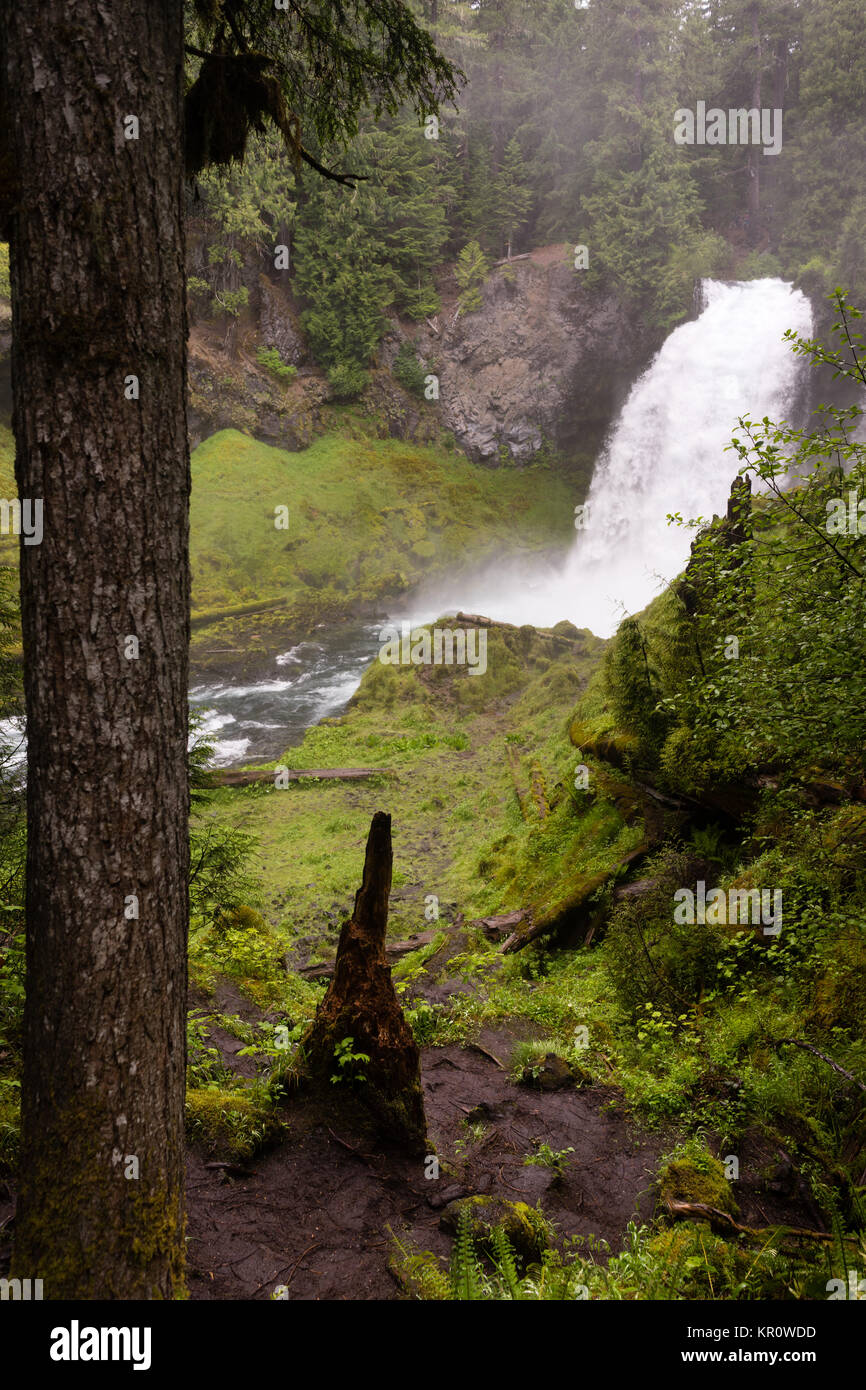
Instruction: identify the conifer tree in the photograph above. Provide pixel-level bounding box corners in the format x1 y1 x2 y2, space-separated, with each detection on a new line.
293 163 394 397
454 239 489 316
495 136 533 259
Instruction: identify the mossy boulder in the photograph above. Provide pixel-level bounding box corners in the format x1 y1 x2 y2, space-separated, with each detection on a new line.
185 1088 283 1163
520 1052 591 1091
658 1149 738 1217
214 904 270 934
439 1195 550 1264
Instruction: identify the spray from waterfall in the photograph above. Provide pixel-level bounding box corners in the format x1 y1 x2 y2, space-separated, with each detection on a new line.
402 278 813 638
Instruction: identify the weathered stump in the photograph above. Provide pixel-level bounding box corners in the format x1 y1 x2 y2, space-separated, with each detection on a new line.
302 812 427 1152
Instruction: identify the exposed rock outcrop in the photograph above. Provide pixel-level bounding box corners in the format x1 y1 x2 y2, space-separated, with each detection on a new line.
408 245 658 472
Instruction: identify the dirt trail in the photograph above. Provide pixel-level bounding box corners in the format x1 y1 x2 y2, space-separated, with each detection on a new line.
186 1028 669 1301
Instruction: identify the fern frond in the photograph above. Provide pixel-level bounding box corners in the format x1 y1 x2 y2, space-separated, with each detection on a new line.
449 1206 485 1301
490 1223 524 1300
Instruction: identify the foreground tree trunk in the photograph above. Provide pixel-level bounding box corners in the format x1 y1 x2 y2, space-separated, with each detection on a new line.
304 813 427 1152
2 2 190 1296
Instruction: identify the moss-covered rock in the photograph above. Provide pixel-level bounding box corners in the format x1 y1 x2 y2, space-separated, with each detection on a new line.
519 1051 591 1091
658 1148 738 1217
214 904 270 934
185 1087 284 1163
568 717 639 769
439 1195 551 1264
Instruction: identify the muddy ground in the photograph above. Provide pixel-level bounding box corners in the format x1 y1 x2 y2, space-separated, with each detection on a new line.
185 1026 669 1301
182 1010 826 1301
0 990 827 1302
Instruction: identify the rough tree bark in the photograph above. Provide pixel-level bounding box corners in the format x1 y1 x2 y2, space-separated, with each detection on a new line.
2 3 190 1296
303 812 427 1152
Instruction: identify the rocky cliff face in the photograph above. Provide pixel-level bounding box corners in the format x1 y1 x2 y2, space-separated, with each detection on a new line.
186 271 328 453
187 243 660 483
406 245 658 476
802 288 866 432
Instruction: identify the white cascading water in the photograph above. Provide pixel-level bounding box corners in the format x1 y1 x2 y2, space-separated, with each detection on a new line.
404 278 813 638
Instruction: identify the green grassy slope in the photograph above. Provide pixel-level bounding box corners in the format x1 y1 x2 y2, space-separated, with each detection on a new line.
0 422 576 630
0 425 16 569
190 429 575 625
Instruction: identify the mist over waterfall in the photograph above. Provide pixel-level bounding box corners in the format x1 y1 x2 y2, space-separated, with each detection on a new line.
405 278 813 639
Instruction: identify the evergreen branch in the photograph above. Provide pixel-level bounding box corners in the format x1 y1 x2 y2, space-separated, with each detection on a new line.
299 146 369 188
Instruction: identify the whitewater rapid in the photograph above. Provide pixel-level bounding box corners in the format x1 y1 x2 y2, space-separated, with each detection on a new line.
189 623 385 767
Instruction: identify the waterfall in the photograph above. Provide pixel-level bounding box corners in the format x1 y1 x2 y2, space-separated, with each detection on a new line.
553 278 812 635
405 278 813 639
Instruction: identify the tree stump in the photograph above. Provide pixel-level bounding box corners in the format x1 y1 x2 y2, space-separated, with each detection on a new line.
302 812 427 1152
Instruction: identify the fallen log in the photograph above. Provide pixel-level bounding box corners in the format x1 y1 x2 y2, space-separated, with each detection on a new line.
213 766 392 787
664 1199 854 1246
631 779 696 811
777 1038 866 1093
474 909 529 942
613 877 659 902
454 611 586 647
501 843 653 954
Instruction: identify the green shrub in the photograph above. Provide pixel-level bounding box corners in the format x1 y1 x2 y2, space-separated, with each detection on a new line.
605 849 725 1015
392 342 428 396
328 361 370 400
256 345 297 381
